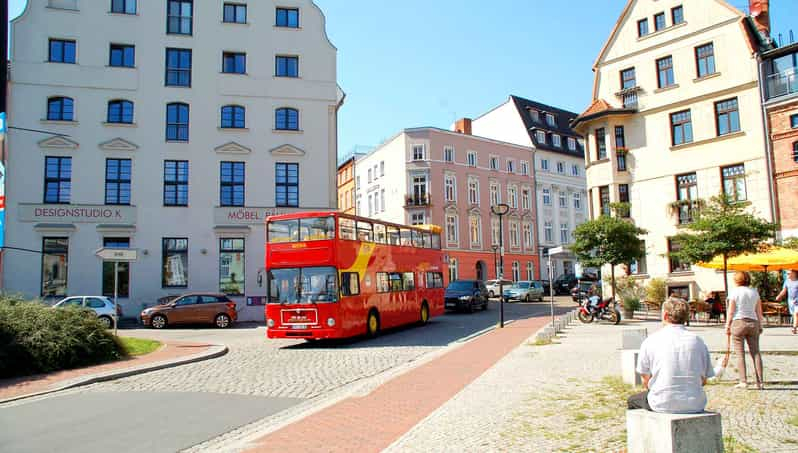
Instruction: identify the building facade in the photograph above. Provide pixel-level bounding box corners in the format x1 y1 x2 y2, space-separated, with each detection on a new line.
471 96 587 280
761 42 798 240
336 152 361 215
572 0 774 300
5 0 343 321
354 127 540 283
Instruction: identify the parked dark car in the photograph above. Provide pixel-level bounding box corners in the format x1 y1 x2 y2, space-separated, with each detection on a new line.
444 280 489 313
141 293 238 329
553 274 579 295
535 280 552 297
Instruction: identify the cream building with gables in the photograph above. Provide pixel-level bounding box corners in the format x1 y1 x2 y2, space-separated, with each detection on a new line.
572 0 775 300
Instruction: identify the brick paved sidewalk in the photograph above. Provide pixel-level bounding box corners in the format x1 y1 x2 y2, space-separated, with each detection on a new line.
244 316 553 453
0 340 212 401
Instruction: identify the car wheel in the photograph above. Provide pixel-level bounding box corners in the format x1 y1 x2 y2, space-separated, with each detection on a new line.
524 294 531 302
215 313 232 329
420 302 430 325
488 291 495 298
366 309 380 338
98 315 113 329
151 314 167 329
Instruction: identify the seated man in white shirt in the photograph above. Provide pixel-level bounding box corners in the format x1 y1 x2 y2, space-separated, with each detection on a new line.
627 298 715 413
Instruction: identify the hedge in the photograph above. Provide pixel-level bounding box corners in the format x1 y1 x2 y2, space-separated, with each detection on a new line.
0 296 125 378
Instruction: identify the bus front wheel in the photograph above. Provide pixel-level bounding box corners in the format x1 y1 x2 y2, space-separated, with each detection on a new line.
366 310 380 338
420 302 430 325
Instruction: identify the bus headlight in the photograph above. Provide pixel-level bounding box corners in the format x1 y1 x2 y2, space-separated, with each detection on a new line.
267 318 275 327
327 317 336 327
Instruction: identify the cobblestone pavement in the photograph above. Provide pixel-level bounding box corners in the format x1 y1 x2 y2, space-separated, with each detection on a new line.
387 319 798 453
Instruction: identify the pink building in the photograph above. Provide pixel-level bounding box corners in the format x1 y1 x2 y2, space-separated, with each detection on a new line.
355 123 540 283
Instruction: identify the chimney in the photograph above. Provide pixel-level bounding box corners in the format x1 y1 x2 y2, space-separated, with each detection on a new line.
749 0 770 37
454 118 472 135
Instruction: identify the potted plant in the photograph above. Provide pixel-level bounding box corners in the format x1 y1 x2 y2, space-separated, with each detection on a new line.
616 276 646 320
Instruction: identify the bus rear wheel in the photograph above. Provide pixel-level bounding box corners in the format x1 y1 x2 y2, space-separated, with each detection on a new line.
420 302 430 325
366 310 380 338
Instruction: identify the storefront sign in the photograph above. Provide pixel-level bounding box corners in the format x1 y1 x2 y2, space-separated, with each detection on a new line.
18 204 137 224
214 207 330 225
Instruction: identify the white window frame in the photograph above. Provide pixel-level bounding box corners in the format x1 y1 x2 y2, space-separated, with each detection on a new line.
557 162 565 174
573 192 582 210
380 189 386 212
572 164 579 177
560 223 570 244
559 191 567 208
546 113 555 126
512 261 520 282
544 221 553 243
526 261 534 280
510 221 520 248
410 212 425 225
489 155 499 170
541 159 549 171
507 160 515 173
523 223 533 249
568 137 576 151
469 215 482 248
508 185 518 209
491 217 500 245
552 134 561 148
444 146 455 162
521 187 531 210
412 144 425 161
468 178 480 205
490 182 500 206
380 161 385 177
444 174 456 202
520 160 529 176
542 188 551 206
535 130 546 143
467 151 477 167
446 214 459 245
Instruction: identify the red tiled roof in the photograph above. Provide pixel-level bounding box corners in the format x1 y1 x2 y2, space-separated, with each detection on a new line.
579 99 614 117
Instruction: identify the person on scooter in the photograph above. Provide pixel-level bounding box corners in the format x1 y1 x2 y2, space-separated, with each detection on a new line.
587 283 601 314
627 297 714 413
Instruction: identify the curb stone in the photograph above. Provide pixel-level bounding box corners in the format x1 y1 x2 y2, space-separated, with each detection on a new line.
533 308 580 343
0 343 228 405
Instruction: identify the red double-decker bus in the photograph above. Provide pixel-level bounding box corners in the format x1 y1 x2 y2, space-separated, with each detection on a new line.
264 212 446 340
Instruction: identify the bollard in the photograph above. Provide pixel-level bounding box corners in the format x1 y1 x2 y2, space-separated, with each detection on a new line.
621 328 648 350
622 349 642 386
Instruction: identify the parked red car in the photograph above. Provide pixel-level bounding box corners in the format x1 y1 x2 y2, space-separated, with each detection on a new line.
140 293 237 329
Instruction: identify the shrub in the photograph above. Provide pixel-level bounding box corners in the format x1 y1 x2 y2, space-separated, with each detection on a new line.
646 278 667 304
0 296 125 378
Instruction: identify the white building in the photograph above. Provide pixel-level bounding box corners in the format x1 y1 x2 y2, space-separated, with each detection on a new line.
4 0 343 321
472 96 588 280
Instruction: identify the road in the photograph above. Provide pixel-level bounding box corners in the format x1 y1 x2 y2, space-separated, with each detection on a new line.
0 298 574 453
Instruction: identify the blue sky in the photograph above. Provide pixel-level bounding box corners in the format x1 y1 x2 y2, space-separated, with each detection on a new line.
9 1 798 158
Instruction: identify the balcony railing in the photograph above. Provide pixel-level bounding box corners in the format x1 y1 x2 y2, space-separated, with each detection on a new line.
766 67 798 99
405 194 430 207
615 86 641 109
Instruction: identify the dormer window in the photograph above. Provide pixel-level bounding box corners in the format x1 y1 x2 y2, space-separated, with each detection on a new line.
529 109 539 122
535 130 546 143
545 113 556 127
552 134 561 148
567 137 576 151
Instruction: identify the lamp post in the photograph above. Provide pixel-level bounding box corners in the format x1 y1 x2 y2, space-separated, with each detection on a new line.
491 245 499 280
491 203 510 328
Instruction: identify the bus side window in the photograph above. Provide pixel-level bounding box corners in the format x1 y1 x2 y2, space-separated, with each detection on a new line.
339 218 356 240
425 272 443 288
411 230 423 248
357 221 373 242
340 272 360 296
373 223 387 244
387 226 401 245
399 229 412 246
402 272 415 291
376 272 390 293
431 233 441 250
389 273 403 291
422 232 432 248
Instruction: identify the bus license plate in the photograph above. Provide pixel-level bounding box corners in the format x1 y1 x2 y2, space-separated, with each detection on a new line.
291 324 307 330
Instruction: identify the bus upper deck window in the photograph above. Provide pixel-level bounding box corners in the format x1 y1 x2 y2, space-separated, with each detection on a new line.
387 226 401 245
431 233 441 250
300 217 335 241
357 221 373 242
411 230 423 248
339 218 356 240
268 220 300 243
399 229 412 246
422 232 432 248
373 223 387 244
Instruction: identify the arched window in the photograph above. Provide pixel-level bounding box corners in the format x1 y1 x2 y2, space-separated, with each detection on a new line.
793 142 798 163
107 100 134 124
47 97 74 121
166 103 189 141
221 105 245 129
275 107 299 130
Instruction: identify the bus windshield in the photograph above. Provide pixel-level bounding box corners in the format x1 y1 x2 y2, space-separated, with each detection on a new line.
268 217 335 243
267 266 339 304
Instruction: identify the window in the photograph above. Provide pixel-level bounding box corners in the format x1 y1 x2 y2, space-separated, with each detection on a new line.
219 238 245 295
535 130 546 143
520 161 529 175
467 151 477 167
109 44 134 67
553 134 561 148
542 188 551 206
617 150 627 172
44 157 71 204
630 241 647 275
638 18 649 37
449 258 458 283
411 212 425 226
412 144 425 161
380 190 385 213
529 109 539 122
223 3 246 23
221 105 245 129
526 262 534 281
275 108 299 130
541 159 549 171
670 110 693 145
507 160 515 173
508 186 518 208
341 272 360 296
162 238 188 287
668 238 690 273
111 0 136 14
222 52 246 74
671 5 684 25
545 113 556 126
276 7 299 27
220 162 245 207
490 156 498 170
469 216 482 247
105 158 131 205
411 175 427 205
715 98 740 136
445 215 458 244
163 160 188 206
167 0 193 35
791 114 798 129
444 175 456 201
794 142 798 163
426 272 444 289
595 128 607 160
676 173 698 224
48 39 76 63
654 12 666 31
621 68 636 90
544 221 553 243
47 97 74 121
367 194 373 216
102 238 130 298
521 188 531 210
572 164 580 176
276 56 299 77
657 56 675 88
599 186 610 216
618 184 630 217
166 103 189 141
523 224 532 249
568 137 576 151
444 146 454 162
559 191 567 208
276 163 299 207
512 262 520 282
573 192 582 210
560 223 570 244
722 164 747 202
165 48 192 87
468 179 479 204
107 100 133 124
367 169 372 184
510 222 519 248
490 217 500 245
614 126 626 149
42 238 68 297
695 43 716 78
557 162 565 174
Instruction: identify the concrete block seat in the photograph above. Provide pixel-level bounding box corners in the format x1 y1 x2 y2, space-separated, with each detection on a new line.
627 409 723 453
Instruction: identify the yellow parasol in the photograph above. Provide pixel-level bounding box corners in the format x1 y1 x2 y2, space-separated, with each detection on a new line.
698 247 798 272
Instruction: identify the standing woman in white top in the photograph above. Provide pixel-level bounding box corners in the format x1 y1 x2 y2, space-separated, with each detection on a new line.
725 271 764 389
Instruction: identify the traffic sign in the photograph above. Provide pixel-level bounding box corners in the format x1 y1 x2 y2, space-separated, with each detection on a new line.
95 248 138 261
548 246 565 255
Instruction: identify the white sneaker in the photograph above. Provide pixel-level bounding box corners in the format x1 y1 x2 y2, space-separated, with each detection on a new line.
734 382 748 389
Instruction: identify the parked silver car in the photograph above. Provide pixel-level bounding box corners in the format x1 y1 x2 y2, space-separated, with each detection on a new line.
485 279 513 298
502 281 545 302
53 296 121 328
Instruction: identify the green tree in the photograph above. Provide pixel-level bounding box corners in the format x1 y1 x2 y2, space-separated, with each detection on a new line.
782 237 798 251
670 194 777 296
571 212 647 301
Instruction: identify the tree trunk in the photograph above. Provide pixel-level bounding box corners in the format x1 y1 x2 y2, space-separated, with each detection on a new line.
611 264 616 302
723 254 729 299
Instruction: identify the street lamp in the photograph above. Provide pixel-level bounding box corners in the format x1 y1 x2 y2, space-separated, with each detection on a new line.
491 203 510 328
491 245 499 280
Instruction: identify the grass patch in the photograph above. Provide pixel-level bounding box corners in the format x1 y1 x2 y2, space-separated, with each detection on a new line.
723 436 757 453
119 337 161 356
529 337 557 346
